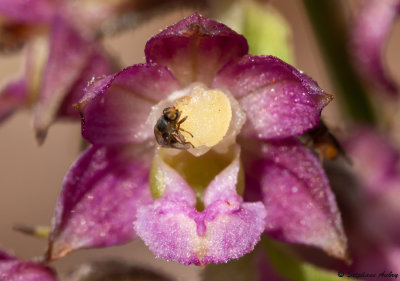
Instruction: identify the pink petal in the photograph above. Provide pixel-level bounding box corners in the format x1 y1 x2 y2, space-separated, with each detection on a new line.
0 79 27 122
33 16 96 142
48 145 152 260
57 50 114 119
135 148 266 265
0 250 56 281
145 13 248 87
246 139 348 260
213 55 332 139
76 64 180 145
351 0 399 96
0 0 55 23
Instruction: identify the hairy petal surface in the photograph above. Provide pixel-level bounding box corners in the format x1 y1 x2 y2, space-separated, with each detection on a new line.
48 145 152 261
0 79 27 122
247 139 348 260
145 13 248 87
135 148 266 265
0 250 56 281
33 16 96 142
76 64 180 145
213 55 332 139
0 0 55 23
351 0 400 95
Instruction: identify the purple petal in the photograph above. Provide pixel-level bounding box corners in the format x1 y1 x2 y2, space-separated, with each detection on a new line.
246 139 348 260
344 128 400 195
0 79 27 122
351 0 399 95
76 64 180 145
145 13 248 87
48 145 152 260
57 50 114 119
0 250 56 281
0 0 55 23
135 148 266 265
213 55 332 139
33 16 95 142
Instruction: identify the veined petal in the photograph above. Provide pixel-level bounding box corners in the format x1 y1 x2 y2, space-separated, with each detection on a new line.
33 16 94 143
213 55 332 139
145 13 248 87
246 139 348 260
47 145 152 261
351 0 399 95
0 79 27 122
0 0 55 23
135 147 266 265
76 64 180 145
0 250 56 281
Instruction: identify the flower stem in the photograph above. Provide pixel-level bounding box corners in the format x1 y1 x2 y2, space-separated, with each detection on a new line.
302 0 376 124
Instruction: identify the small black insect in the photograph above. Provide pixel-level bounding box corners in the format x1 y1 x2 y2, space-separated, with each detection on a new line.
154 106 194 150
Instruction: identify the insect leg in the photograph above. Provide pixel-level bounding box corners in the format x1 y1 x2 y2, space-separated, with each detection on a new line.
172 131 195 149
176 116 194 137
179 128 193 137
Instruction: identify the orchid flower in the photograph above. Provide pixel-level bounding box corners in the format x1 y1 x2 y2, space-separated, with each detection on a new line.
46 13 347 266
351 0 400 96
0 0 116 142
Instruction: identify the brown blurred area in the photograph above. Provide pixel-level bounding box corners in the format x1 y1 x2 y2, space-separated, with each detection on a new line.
0 1 399 280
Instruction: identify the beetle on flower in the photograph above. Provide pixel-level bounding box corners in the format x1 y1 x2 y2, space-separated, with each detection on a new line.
46 13 348 266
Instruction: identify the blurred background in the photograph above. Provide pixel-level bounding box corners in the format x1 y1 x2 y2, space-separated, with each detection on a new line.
0 0 399 280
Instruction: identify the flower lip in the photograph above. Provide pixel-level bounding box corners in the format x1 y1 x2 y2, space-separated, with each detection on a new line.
135 145 266 265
